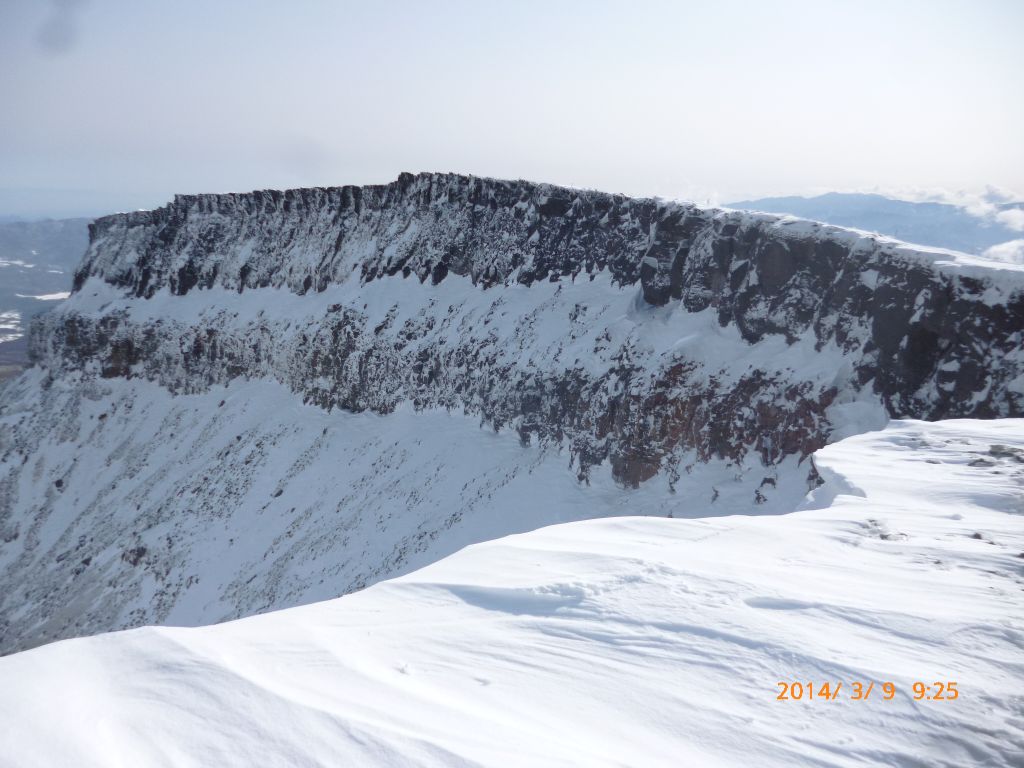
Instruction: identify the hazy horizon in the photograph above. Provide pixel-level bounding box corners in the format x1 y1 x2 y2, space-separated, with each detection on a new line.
2 0 1022 218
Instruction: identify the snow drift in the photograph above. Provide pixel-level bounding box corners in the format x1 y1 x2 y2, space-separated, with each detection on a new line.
1 419 1022 767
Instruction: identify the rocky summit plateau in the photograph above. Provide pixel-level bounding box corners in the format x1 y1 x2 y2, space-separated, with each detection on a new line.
1 172 1023 656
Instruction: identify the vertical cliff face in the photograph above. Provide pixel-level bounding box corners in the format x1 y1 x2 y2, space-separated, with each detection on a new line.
1 172 1023 653
44 172 1024 475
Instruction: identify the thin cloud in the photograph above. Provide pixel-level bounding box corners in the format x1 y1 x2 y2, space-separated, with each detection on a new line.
858 185 1024 230
982 239 1024 265
995 208 1024 232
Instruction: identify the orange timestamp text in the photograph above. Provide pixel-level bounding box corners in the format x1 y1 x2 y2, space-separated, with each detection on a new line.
776 681 959 701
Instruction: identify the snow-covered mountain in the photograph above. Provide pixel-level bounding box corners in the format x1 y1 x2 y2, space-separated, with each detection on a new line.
1 172 1023 656
2 418 1021 767
727 192 1023 257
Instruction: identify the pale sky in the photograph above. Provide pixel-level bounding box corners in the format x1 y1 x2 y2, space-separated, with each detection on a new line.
1 0 1021 217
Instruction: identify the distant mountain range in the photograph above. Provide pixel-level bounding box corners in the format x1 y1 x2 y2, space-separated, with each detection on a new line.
0 218 89 370
726 192 1023 255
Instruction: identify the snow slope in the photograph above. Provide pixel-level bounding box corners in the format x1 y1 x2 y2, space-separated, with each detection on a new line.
2 418 1021 767
0 369 815 655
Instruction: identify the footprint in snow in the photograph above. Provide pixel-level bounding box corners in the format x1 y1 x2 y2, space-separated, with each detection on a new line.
744 596 820 611
446 583 587 616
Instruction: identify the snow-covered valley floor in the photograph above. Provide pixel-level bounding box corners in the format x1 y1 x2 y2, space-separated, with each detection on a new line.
1 418 1022 767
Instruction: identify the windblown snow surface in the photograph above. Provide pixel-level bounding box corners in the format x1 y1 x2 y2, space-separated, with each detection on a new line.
1 418 1022 768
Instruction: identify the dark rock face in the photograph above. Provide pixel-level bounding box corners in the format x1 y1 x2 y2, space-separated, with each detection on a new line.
2 172 1023 655
33 172 1024 486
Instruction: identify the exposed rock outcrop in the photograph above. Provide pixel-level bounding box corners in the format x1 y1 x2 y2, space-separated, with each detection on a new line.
1 172 1022 653
36 172 1024 484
